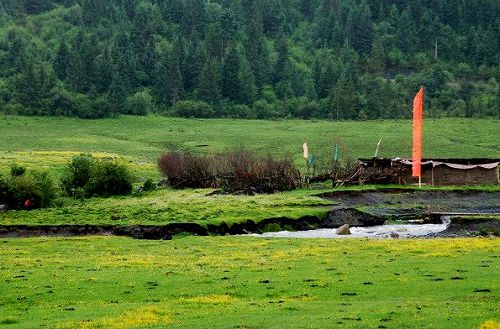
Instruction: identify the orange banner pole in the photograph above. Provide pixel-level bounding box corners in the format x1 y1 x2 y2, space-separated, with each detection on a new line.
412 87 424 187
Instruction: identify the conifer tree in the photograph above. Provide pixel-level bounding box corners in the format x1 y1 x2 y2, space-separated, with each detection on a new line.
155 48 184 106
197 56 221 104
53 40 70 80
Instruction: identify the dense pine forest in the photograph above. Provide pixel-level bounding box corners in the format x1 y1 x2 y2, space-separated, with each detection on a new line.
0 0 499 119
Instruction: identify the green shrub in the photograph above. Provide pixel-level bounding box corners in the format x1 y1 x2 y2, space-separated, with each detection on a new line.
86 161 133 196
61 154 95 195
142 178 156 191
124 91 154 115
0 174 9 204
62 155 134 198
0 170 57 209
171 100 215 118
10 163 26 177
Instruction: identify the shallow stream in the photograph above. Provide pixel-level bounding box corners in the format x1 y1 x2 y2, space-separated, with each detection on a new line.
247 222 449 239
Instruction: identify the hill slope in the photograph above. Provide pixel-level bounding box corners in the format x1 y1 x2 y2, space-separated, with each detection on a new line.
0 0 499 119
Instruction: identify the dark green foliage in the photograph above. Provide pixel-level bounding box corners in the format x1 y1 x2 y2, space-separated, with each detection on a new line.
154 47 184 107
53 40 70 81
0 167 57 210
124 91 154 115
142 178 156 192
61 154 95 195
170 100 214 118
0 0 498 119
10 163 26 177
197 56 222 104
62 155 133 197
86 161 133 197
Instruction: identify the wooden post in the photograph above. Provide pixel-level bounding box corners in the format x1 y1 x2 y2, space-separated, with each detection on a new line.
431 166 435 186
305 159 310 188
434 38 438 59
332 160 337 188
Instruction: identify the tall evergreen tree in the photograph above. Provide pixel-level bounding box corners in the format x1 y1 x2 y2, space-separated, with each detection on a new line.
242 0 271 89
274 35 289 85
197 56 221 104
53 39 70 81
222 45 256 104
154 48 184 106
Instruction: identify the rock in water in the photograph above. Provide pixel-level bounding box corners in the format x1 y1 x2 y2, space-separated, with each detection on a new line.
336 224 351 235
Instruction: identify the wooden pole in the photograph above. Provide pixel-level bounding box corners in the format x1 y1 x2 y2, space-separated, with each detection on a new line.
305 159 310 188
434 38 438 59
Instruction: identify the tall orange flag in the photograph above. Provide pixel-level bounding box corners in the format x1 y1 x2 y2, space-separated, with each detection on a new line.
412 87 424 178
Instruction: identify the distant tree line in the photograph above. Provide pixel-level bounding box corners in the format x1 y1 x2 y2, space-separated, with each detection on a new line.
0 0 499 119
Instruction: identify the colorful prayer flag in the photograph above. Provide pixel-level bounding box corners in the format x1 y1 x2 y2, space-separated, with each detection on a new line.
412 87 424 177
303 142 309 159
333 144 340 161
308 154 316 167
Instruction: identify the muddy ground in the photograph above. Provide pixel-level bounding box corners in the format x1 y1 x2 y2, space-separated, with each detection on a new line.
319 189 500 237
1 190 499 239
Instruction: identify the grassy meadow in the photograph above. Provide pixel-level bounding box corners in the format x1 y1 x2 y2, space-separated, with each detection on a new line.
1 116 499 328
1 115 499 178
1 115 499 227
0 236 499 329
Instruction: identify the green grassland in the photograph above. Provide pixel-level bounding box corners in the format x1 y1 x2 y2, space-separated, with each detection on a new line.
0 115 499 227
1 115 499 178
0 236 498 328
0 188 333 226
0 117 499 329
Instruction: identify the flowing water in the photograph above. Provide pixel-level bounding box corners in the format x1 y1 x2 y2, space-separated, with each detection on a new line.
247 221 450 239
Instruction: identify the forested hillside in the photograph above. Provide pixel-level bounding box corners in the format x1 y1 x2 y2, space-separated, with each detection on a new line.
0 0 499 119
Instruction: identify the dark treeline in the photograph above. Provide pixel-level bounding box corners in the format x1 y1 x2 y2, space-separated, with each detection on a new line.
0 0 499 119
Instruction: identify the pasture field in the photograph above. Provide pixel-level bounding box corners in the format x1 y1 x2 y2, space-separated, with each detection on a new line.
0 236 499 328
1 185 500 227
1 115 499 178
0 116 499 329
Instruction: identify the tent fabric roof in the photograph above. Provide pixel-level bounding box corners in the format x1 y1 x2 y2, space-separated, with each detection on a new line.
398 159 499 170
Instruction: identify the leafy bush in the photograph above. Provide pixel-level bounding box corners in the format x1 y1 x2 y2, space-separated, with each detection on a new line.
171 100 215 118
0 169 57 209
124 91 154 115
222 104 254 119
61 154 95 195
0 175 9 203
86 161 133 197
62 155 133 197
10 163 26 177
142 178 156 191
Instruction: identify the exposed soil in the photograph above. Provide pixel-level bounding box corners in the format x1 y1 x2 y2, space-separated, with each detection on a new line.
1 190 499 239
432 216 500 237
0 216 323 240
317 190 500 213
